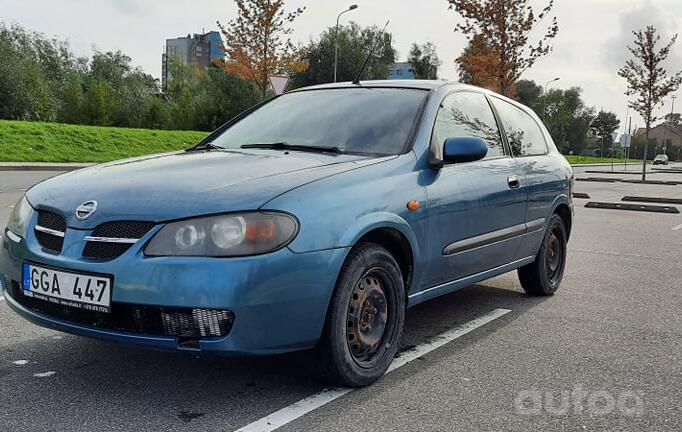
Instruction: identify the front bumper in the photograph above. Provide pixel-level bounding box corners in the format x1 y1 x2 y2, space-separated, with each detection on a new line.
1 227 348 355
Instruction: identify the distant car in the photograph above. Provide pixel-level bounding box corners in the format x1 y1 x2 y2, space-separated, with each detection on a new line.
653 154 669 165
1 81 574 387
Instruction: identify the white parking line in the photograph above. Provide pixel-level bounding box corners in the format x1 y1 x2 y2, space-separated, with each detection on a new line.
672 223 682 232
234 308 512 432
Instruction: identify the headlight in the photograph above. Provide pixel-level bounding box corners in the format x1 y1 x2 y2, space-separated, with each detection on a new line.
145 212 298 257
6 195 34 239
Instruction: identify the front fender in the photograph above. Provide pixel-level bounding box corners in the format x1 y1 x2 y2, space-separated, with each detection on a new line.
265 153 427 254
337 211 421 259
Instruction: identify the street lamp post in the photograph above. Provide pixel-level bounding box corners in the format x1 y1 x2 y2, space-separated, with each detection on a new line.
542 77 560 123
663 95 677 155
334 5 358 83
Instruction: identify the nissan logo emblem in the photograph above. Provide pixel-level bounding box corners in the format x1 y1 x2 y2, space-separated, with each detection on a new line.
75 201 98 220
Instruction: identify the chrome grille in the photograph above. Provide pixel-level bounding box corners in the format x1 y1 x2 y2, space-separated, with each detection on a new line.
83 221 155 260
90 221 156 239
38 211 66 232
35 211 66 253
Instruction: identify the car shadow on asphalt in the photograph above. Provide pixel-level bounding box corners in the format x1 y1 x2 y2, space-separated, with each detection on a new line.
0 280 550 429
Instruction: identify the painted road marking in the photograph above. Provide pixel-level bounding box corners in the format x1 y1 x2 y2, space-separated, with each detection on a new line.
34 371 56 378
672 223 682 231
12 360 29 365
234 308 513 432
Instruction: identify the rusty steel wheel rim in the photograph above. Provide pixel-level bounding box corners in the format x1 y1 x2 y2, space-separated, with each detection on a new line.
545 229 564 284
346 268 396 369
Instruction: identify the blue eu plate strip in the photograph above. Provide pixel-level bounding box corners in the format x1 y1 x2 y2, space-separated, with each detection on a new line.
22 262 30 290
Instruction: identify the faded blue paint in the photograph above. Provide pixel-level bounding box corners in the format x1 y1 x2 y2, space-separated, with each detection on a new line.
0 81 573 355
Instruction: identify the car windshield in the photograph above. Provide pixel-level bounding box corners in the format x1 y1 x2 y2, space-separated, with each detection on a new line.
208 88 428 156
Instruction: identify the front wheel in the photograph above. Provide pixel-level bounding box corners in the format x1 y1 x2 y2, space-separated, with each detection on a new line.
518 214 568 296
317 243 405 387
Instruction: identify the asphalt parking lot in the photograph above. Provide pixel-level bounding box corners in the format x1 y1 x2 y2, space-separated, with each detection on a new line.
1 165 680 432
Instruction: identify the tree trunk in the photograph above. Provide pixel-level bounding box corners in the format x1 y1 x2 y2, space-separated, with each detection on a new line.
642 127 649 181
600 137 604 159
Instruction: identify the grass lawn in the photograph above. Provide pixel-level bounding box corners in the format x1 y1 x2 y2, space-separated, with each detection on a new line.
563 155 645 165
0 120 209 163
0 120 660 166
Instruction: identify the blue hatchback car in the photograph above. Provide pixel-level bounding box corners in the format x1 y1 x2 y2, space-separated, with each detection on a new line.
1 81 573 387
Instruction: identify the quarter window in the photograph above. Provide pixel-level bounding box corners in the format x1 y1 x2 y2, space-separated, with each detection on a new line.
432 92 505 159
491 98 548 157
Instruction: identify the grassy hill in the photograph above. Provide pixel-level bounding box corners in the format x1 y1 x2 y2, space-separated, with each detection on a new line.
0 119 649 165
0 120 209 163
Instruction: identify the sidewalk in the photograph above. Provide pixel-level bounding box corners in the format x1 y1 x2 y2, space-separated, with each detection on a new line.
0 162 93 172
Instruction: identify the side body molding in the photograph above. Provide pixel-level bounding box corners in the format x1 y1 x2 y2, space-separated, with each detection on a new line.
442 218 546 256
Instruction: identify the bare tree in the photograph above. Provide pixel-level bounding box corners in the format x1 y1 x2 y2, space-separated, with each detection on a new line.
618 25 682 180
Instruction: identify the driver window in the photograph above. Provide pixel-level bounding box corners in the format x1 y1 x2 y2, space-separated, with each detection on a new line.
432 92 505 159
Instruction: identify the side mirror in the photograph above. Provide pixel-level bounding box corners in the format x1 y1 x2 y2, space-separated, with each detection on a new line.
442 137 488 164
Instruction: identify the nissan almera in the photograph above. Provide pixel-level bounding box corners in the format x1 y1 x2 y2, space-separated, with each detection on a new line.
1 81 573 387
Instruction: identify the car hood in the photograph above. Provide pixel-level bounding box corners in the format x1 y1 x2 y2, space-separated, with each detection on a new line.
27 150 387 228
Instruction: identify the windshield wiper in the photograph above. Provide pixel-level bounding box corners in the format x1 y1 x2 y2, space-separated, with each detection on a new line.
241 142 344 154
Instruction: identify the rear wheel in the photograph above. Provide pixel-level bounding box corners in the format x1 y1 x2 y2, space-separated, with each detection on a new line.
518 214 568 296
317 243 405 387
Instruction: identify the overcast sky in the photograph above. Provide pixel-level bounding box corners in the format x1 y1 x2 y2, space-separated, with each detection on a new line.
2 0 682 129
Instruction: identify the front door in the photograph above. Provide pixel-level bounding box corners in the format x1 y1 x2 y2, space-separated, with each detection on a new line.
421 91 528 288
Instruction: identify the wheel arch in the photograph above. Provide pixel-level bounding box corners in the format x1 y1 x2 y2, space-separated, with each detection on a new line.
355 228 415 294
550 195 572 240
338 213 420 298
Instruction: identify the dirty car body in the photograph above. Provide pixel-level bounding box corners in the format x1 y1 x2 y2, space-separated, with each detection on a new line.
1 81 573 382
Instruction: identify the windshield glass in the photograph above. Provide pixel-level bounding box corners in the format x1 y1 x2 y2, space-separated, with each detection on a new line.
209 88 428 156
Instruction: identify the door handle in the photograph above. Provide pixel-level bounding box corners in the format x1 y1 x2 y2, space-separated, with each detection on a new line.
507 175 521 189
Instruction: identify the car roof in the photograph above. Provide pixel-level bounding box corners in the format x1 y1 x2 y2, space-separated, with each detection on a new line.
290 80 451 92
287 79 541 125
286 79 543 125
288 80 523 104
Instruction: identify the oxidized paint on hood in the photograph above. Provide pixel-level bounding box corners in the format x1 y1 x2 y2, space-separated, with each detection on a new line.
26 149 388 228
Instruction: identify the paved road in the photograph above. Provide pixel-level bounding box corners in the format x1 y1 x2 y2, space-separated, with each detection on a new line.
0 168 680 431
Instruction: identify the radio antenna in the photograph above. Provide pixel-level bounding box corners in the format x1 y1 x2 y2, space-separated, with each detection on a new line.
353 20 390 85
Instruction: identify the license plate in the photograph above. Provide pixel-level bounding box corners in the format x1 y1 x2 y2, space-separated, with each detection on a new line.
22 263 112 313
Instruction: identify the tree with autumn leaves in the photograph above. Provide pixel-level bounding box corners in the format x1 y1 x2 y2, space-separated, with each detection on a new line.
217 0 309 96
449 0 559 97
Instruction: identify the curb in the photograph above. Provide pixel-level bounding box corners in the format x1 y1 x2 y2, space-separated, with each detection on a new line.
570 163 646 167
0 163 94 172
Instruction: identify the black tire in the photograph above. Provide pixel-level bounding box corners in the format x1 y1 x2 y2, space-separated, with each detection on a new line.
317 242 405 387
518 214 568 296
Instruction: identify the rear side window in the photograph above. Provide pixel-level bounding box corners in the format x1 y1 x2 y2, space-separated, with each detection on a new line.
432 92 505 158
492 98 548 157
